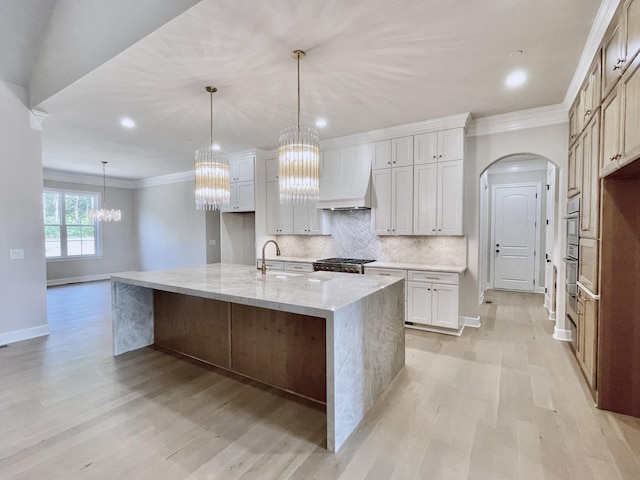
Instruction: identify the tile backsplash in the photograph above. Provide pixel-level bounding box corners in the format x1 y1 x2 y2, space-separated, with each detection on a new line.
276 210 466 265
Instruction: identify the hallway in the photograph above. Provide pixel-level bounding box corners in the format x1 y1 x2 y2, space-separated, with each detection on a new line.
1 283 638 479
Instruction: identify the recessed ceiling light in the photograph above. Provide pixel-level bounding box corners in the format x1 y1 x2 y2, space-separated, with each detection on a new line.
315 118 327 128
120 117 135 128
506 70 527 88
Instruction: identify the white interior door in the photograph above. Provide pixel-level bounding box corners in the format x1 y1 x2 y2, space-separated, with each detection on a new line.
492 184 539 291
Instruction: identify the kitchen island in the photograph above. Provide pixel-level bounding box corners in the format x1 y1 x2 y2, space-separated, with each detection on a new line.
111 263 405 452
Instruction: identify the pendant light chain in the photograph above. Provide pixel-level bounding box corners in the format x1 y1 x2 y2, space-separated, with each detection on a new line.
102 161 107 207
297 51 301 135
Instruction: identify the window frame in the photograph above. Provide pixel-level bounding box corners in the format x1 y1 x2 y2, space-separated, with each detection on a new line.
43 188 103 261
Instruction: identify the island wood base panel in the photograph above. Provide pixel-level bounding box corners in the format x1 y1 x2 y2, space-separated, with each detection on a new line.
153 290 326 403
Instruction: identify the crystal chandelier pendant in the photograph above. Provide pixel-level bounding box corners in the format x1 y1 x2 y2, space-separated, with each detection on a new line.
278 50 320 206
195 86 230 211
88 161 122 222
278 125 320 204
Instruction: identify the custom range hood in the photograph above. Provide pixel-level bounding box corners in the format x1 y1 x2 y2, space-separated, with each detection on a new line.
318 145 372 210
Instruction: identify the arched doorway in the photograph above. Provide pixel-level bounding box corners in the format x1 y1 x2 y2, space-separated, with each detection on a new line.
478 153 558 319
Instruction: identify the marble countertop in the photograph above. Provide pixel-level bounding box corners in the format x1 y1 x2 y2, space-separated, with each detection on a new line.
264 256 467 273
366 261 467 273
112 263 402 317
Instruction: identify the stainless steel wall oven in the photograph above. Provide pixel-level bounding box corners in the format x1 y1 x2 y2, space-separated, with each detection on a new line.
564 197 580 348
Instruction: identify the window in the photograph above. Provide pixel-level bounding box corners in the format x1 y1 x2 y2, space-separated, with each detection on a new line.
43 190 100 259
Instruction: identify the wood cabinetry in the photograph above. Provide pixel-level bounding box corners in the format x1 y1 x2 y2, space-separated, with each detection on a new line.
407 270 459 331
622 0 640 74
581 56 602 127
620 52 640 169
578 237 599 294
576 286 598 391
568 138 582 197
580 113 601 239
603 20 623 99
600 87 623 177
371 165 413 235
600 52 640 177
569 99 580 146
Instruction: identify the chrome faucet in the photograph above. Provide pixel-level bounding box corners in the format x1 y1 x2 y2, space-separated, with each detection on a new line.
259 240 281 274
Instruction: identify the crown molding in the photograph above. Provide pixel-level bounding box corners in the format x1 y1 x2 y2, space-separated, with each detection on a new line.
29 109 47 131
563 0 621 108
43 168 136 188
319 112 471 150
133 170 194 188
468 104 568 137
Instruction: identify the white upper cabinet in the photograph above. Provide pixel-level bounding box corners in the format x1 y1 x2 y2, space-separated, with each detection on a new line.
371 140 392 170
371 166 413 235
414 132 438 164
223 154 255 212
265 157 278 182
413 160 463 236
413 163 438 234
391 136 414 167
437 160 464 235
414 128 464 165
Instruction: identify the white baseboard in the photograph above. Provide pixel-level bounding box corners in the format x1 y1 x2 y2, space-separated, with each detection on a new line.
553 326 572 342
479 292 485 306
462 316 481 328
0 324 50 346
47 274 111 286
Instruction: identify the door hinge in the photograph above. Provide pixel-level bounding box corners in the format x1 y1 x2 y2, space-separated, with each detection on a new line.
544 287 548 293
533 279 536 286
546 219 549 225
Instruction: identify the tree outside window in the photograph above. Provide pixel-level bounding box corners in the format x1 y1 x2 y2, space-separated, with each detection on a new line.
43 190 100 258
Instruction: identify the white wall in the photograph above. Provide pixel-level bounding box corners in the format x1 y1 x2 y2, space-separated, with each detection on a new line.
44 180 138 282
464 124 568 334
0 82 48 344
135 180 207 271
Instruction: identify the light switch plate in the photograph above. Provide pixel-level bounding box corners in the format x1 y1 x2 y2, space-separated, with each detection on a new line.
10 249 24 260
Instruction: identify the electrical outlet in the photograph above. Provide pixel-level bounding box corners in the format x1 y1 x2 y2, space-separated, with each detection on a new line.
9 249 24 260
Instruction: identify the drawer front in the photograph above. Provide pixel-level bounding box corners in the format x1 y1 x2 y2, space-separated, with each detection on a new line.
284 262 314 273
257 260 284 271
364 267 408 279
408 270 458 284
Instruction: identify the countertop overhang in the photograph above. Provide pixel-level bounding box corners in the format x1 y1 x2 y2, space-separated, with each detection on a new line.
111 263 403 318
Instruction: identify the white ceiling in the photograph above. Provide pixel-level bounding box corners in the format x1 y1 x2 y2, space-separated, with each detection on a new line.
8 0 603 179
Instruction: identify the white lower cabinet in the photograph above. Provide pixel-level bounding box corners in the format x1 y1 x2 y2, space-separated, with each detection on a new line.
285 262 314 273
407 270 460 332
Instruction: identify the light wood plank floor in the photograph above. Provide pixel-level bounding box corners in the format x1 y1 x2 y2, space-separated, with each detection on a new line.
1 283 639 479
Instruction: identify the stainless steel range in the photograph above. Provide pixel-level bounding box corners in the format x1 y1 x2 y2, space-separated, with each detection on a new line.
313 258 375 274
